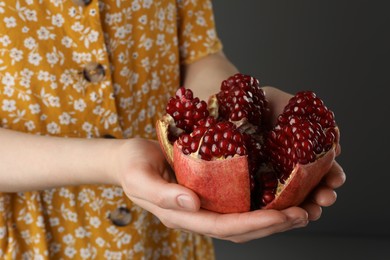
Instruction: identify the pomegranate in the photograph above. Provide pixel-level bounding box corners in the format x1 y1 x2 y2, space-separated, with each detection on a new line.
156 73 339 213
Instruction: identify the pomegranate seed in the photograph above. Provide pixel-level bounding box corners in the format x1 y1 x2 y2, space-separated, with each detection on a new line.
263 91 337 205
227 143 236 154
166 87 210 137
188 122 247 160
235 146 247 156
216 73 268 130
262 191 275 205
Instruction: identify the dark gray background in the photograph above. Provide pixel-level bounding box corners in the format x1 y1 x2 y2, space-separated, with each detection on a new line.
211 0 390 259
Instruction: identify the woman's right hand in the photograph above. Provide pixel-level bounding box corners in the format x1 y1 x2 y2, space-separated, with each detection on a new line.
113 138 309 243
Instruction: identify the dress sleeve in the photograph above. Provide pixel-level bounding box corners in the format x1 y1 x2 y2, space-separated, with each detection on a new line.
176 0 223 65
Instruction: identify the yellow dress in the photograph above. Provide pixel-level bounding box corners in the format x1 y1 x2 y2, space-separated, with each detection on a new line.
0 0 222 259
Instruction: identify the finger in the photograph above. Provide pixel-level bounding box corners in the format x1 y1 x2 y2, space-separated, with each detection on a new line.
335 143 342 156
143 201 290 237
142 181 200 211
223 218 308 243
182 209 290 238
158 204 306 239
225 207 309 242
206 207 308 240
132 196 309 242
225 214 310 243
124 165 200 212
323 161 346 189
210 207 307 238
186 207 307 240
280 206 309 226
311 185 337 207
300 201 322 221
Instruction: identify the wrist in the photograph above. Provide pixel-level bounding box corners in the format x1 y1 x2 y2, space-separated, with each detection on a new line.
82 138 124 187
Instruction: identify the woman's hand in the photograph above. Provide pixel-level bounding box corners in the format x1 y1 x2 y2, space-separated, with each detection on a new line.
114 138 309 243
262 86 347 221
114 84 346 242
300 160 346 220
114 138 200 211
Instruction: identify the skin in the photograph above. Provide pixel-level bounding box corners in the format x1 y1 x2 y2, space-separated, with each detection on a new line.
0 51 346 243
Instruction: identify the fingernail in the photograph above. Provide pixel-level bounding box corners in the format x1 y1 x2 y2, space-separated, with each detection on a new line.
293 219 308 228
177 195 195 210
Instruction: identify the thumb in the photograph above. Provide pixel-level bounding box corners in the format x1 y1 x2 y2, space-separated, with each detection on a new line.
150 167 201 211
156 182 201 212
125 165 201 212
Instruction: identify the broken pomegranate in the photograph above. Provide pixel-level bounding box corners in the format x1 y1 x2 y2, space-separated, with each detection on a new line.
156 73 339 213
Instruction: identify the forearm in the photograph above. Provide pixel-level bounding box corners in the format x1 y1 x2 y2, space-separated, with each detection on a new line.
0 128 120 192
183 51 239 100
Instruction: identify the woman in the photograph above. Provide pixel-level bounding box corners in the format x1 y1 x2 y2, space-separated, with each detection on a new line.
0 0 345 259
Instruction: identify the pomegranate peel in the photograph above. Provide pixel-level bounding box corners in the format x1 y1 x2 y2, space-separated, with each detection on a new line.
264 143 336 210
173 143 251 213
156 115 175 167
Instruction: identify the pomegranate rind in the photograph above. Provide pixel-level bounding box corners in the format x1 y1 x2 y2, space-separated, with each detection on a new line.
156 118 174 168
264 146 336 210
173 143 251 213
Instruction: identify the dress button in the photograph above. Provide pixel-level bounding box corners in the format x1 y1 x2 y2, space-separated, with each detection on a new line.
103 134 116 139
83 62 105 83
109 207 131 227
72 0 93 6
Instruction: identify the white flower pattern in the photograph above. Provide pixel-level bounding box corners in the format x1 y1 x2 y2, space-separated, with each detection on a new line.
0 0 221 259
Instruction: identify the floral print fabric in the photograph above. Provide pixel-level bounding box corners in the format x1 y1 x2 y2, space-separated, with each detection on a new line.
0 0 222 259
